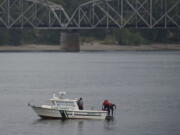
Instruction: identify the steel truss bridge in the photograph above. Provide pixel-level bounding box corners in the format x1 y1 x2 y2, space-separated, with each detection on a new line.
0 0 180 29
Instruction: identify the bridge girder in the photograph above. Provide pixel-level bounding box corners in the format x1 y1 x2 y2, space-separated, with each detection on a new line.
0 0 180 29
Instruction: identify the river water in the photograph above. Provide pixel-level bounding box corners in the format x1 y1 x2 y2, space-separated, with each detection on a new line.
0 51 180 135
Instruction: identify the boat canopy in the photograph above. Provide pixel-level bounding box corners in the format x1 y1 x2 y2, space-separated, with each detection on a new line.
50 98 79 110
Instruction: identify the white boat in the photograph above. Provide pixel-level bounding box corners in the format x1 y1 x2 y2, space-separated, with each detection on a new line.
29 92 108 120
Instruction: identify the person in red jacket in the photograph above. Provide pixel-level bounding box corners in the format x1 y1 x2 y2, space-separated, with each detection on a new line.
102 100 110 116
102 100 116 117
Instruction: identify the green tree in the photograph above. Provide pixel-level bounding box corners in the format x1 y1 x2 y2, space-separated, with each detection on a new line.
114 29 146 45
0 29 8 45
21 29 37 44
7 29 22 45
36 30 60 45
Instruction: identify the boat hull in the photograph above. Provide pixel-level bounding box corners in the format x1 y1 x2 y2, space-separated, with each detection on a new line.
31 105 107 120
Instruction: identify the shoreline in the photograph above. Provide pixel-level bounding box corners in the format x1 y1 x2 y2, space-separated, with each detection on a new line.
0 43 180 52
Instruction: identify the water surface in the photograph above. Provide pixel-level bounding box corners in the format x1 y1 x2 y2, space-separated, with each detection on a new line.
0 51 180 135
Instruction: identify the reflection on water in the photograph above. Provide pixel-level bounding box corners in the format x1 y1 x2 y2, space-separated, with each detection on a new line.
32 118 117 135
0 52 180 135
104 118 116 131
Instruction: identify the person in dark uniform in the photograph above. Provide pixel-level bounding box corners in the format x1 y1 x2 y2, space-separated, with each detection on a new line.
109 103 116 116
77 97 83 110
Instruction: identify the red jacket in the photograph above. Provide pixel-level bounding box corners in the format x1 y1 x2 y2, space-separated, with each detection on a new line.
103 100 110 106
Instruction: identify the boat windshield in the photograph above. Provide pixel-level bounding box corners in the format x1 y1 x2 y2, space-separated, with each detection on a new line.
56 101 75 107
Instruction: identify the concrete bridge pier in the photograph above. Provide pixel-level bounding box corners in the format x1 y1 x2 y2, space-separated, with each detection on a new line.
60 31 80 52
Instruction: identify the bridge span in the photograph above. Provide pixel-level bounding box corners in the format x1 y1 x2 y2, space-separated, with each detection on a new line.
0 0 180 29
0 0 180 51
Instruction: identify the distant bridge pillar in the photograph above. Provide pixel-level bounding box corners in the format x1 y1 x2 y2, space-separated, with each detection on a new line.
60 31 80 52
